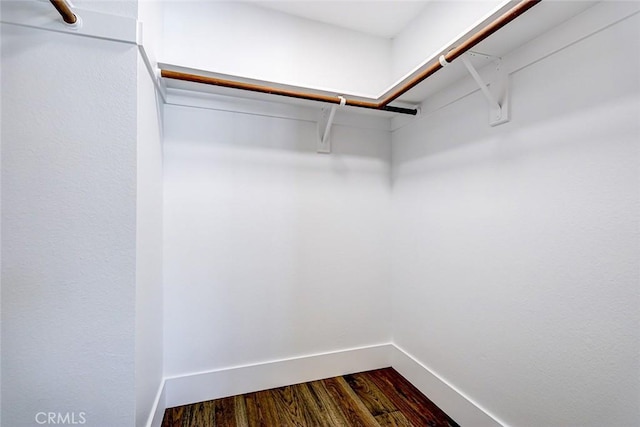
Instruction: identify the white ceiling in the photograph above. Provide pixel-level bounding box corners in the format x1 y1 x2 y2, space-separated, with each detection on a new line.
247 0 429 38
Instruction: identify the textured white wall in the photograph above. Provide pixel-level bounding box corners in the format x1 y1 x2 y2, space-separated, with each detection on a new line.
391 13 640 427
1 23 138 427
135 56 164 427
163 105 391 377
162 1 391 96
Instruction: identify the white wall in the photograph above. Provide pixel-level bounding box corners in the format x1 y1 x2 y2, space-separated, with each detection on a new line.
1 22 138 426
0 4 3 423
74 0 138 18
390 0 503 83
162 1 391 96
163 104 391 377
138 0 164 70
135 57 164 427
135 2 165 426
391 12 640 427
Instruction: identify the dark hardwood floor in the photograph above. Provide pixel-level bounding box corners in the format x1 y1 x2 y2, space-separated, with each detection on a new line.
162 367 460 427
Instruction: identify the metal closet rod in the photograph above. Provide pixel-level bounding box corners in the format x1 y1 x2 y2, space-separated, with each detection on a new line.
50 0 77 24
161 0 540 115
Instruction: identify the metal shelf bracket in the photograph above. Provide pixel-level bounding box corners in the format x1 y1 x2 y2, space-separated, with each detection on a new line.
317 96 346 154
460 53 510 126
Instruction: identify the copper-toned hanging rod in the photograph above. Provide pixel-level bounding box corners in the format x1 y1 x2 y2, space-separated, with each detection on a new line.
49 0 77 24
159 70 416 114
382 0 540 105
160 0 540 115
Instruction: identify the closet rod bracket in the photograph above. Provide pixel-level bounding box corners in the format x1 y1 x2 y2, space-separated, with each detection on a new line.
317 96 346 154
461 54 509 126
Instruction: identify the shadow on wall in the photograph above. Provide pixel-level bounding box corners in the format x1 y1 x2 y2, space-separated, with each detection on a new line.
391 13 640 173
165 104 391 160
391 91 638 185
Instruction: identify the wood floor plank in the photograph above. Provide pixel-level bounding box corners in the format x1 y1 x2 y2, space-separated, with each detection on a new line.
185 401 215 426
375 410 414 427
344 372 399 417
213 396 244 427
269 385 305 426
161 406 187 427
233 395 250 427
383 369 459 427
302 380 353 426
320 376 381 427
243 393 261 427
268 384 325 426
367 368 458 427
245 390 281 427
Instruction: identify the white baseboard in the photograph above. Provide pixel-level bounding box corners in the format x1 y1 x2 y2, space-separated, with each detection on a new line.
391 344 505 427
144 380 167 427
164 343 393 408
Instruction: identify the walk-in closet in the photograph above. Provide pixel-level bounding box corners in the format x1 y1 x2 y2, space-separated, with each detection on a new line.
2 1 639 426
